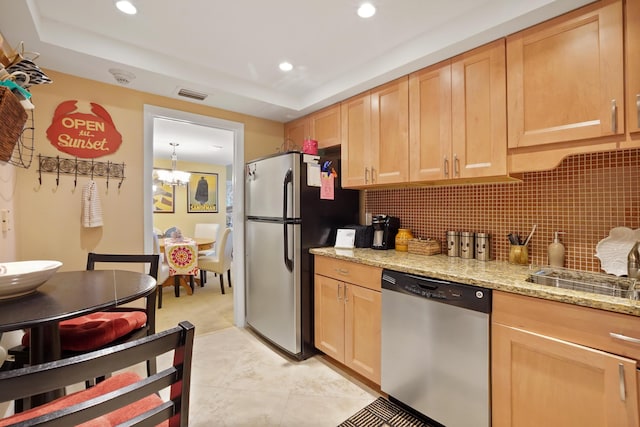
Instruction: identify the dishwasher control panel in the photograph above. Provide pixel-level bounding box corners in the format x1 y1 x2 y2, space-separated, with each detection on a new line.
382 269 491 313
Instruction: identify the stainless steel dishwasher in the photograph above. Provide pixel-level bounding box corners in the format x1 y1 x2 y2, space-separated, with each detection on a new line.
381 269 492 427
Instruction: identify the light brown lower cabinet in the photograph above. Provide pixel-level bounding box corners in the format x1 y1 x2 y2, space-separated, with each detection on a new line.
314 256 382 384
492 291 640 427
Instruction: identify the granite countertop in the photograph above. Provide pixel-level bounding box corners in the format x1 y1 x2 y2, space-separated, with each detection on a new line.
310 247 640 316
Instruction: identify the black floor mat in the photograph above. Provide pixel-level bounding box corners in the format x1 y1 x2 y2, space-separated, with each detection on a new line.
338 397 432 427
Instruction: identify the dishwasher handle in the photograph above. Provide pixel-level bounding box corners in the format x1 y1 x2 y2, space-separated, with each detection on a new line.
404 274 452 286
381 269 492 313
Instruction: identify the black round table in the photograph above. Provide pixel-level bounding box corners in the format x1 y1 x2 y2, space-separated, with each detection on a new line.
0 270 156 406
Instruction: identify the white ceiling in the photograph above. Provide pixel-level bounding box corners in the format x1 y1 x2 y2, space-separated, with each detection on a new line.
153 117 234 166
0 0 592 164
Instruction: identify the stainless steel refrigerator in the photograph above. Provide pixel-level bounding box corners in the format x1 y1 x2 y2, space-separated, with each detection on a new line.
245 148 359 360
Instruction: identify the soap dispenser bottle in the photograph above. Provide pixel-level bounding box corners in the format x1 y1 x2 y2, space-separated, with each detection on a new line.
548 232 566 267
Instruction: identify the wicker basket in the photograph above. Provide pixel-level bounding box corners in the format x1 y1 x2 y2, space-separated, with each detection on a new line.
407 238 442 256
0 86 27 162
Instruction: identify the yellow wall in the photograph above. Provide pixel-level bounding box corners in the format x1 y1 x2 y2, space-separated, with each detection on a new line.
0 163 16 262
9 70 283 270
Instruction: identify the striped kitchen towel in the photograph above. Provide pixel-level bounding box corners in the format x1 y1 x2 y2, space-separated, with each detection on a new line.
81 180 103 228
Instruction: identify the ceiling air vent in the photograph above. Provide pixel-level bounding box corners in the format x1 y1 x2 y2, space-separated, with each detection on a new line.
177 88 208 101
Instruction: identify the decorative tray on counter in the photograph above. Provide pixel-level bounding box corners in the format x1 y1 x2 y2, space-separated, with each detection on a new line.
407 238 441 256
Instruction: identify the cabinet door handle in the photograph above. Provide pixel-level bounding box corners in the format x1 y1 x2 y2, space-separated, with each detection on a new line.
365 167 369 184
335 268 349 275
619 363 626 402
443 156 449 177
611 99 618 133
636 93 640 128
453 154 460 177
371 166 376 183
344 284 348 303
337 283 342 301
609 332 640 345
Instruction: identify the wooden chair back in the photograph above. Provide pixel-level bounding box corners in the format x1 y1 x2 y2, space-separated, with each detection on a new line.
0 321 195 427
86 253 160 336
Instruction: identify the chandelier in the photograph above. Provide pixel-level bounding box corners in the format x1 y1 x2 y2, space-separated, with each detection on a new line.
155 142 191 186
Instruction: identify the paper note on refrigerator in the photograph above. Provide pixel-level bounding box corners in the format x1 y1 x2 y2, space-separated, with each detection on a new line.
320 173 334 200
307 163 321 187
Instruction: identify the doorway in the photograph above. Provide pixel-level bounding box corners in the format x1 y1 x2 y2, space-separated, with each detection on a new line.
142 105 246 327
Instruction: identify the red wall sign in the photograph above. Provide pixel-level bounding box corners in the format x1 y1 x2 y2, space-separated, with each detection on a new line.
46 101 122 158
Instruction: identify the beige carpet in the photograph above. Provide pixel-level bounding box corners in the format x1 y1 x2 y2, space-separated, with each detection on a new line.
155 273 234 336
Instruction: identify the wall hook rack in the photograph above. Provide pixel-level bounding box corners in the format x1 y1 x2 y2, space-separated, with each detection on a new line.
37 154 126 189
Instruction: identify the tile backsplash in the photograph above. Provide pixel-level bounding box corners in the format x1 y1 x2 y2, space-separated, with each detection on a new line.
365 149 640 272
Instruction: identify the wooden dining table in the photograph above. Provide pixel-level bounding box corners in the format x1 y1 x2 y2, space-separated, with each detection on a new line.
159 237 214 252
0 270 156 406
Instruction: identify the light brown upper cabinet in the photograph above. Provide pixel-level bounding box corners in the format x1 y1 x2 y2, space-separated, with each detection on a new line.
341 77 409 188
341 92 371 187
409 61 452 181
284 105 341 151
507 0 624 148
626 0 640 135
310 105 341 148
410 40 507 181
283 117 309 150
370 77 409 185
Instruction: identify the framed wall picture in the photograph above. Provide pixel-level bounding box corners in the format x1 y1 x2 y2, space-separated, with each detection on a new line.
152 169 175 213
187 172 218 213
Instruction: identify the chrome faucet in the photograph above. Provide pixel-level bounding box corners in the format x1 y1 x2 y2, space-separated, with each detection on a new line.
629 241 640 279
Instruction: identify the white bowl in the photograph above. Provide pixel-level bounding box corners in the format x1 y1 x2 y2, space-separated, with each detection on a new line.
0 260 63 299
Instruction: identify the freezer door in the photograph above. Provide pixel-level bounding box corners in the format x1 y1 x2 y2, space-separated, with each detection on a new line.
245 219 301 355
246 152 301 219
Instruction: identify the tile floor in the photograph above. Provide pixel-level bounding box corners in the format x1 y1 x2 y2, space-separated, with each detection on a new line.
156 276 380 426
185 327 379 426
0 275 380 425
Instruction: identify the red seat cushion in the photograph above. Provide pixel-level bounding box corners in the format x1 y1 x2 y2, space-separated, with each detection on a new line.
22 311 147 352
0 372 167 427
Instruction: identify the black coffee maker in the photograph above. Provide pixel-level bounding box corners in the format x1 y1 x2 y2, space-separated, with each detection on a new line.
371 215 400 250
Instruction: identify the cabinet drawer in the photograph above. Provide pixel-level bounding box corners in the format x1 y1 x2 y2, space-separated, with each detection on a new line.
315 256 381 291
493 291 640 361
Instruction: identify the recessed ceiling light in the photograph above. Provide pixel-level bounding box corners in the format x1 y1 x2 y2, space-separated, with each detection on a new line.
115 0 137 15
279 62 293 72
357 3 376 18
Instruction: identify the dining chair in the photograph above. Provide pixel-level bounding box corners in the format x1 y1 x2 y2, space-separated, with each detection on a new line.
0 321 195 427
9 253 159 401
164 239 199 299
194 223 220 286
198 228 233 294
153 233 172 309
194 222 220 257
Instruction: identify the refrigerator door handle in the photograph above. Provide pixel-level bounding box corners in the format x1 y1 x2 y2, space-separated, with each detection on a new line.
283 168 292 220
283 168 294 272
283 223 294 272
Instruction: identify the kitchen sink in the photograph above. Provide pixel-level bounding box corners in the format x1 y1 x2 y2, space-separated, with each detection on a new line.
527 267 639 299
